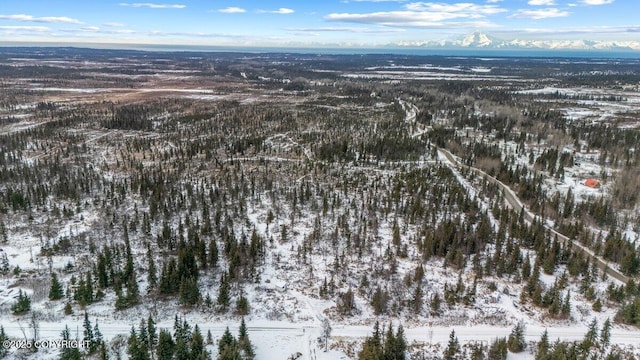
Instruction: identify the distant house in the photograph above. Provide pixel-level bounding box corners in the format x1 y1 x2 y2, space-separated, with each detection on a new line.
585 178 600 188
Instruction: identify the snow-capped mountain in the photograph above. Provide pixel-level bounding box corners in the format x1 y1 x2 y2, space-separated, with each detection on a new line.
459 32 498 48
394 32 640 51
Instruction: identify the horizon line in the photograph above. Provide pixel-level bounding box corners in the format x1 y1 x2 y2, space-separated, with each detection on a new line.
1 41 639 58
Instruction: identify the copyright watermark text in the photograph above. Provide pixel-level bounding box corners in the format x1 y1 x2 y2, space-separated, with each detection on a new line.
2 339 90 350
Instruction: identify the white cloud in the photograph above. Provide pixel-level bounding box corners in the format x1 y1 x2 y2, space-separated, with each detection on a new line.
0 25 50 32
103 22 125 27
509 8 570 19
270 8 295 14
257 8 295 14
0 14 83 24
218 7 246 14
288 27 406 33
119 3 186 9
579 0 614 4
326 2 507 27
326 12 499 28
528 0 556 5
518 25 640 34
486 0 503 3
404 2 506 15
81 26 100 31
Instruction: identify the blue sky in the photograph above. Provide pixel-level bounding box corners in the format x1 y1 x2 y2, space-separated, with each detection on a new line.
0 0 637 47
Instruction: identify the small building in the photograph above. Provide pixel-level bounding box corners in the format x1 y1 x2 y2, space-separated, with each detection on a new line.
585 178 600 188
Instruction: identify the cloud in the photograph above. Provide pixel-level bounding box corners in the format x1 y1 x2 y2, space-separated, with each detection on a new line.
325 3 508 28
81 26 100 32
258 8 295 14
288 27 406 33
403 2 506 15
326 2 507 27
218 7 246 14
0 14 83 24
405 2 507 17
119 3 186 9
485 0 503 3
0 25 50 32
509 8 570 19
528 0 556 5
579 0 614 4
103 22 125 27
518 25 640 34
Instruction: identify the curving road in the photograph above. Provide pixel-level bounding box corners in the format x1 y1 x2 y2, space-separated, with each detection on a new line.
436 147 630 284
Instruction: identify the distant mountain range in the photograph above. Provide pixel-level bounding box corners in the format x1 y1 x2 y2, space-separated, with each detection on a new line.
393 32 640 51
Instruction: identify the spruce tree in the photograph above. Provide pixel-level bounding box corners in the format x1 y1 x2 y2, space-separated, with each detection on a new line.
83 312 95 354
217 272 230 310
443 330 460 360
536 329 550 358
238 318 255 360
0 326 7 357
146 243 157 293
191 325 207 360
507 321 526 353
11 289 31 314
148 316 157 354
488 337 507 360
218 327 239 360
600 318 611 350
49 273 64 300
208 239 219 269
60 325 82 360
157 330 175 360
358 322 384 360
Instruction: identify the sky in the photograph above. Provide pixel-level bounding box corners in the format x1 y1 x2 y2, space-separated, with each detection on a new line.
0 0 637 47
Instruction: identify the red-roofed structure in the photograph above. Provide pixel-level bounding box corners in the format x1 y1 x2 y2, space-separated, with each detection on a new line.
585 178 600 188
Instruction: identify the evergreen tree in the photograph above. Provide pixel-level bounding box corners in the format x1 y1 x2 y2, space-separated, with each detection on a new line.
238 318 255 360
98 342 108 360
580 318 598 353
157 330 175 360
389 324 407 360
371 286 387 315
536 329 550 358
60 325 82 360
49 272 64 300
191 325 208 360
94 320 104 353
0 326 7 357
138 319 150 355
443 330 460 360
507 321 526 353
600 318 611 350
218 327 239 360
208 240 219 269
470 342 484 360
430 292 442 316
127 327 140 360
217 272 230 311
148 316 157 355
488 337 507 360
85 271 94 304
11 289 31 314
82 312 96 354
174 334 190 360
358 322 383 360
235 294 249 315
383 323 396 360
179 276 200 306
146 243 158 293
